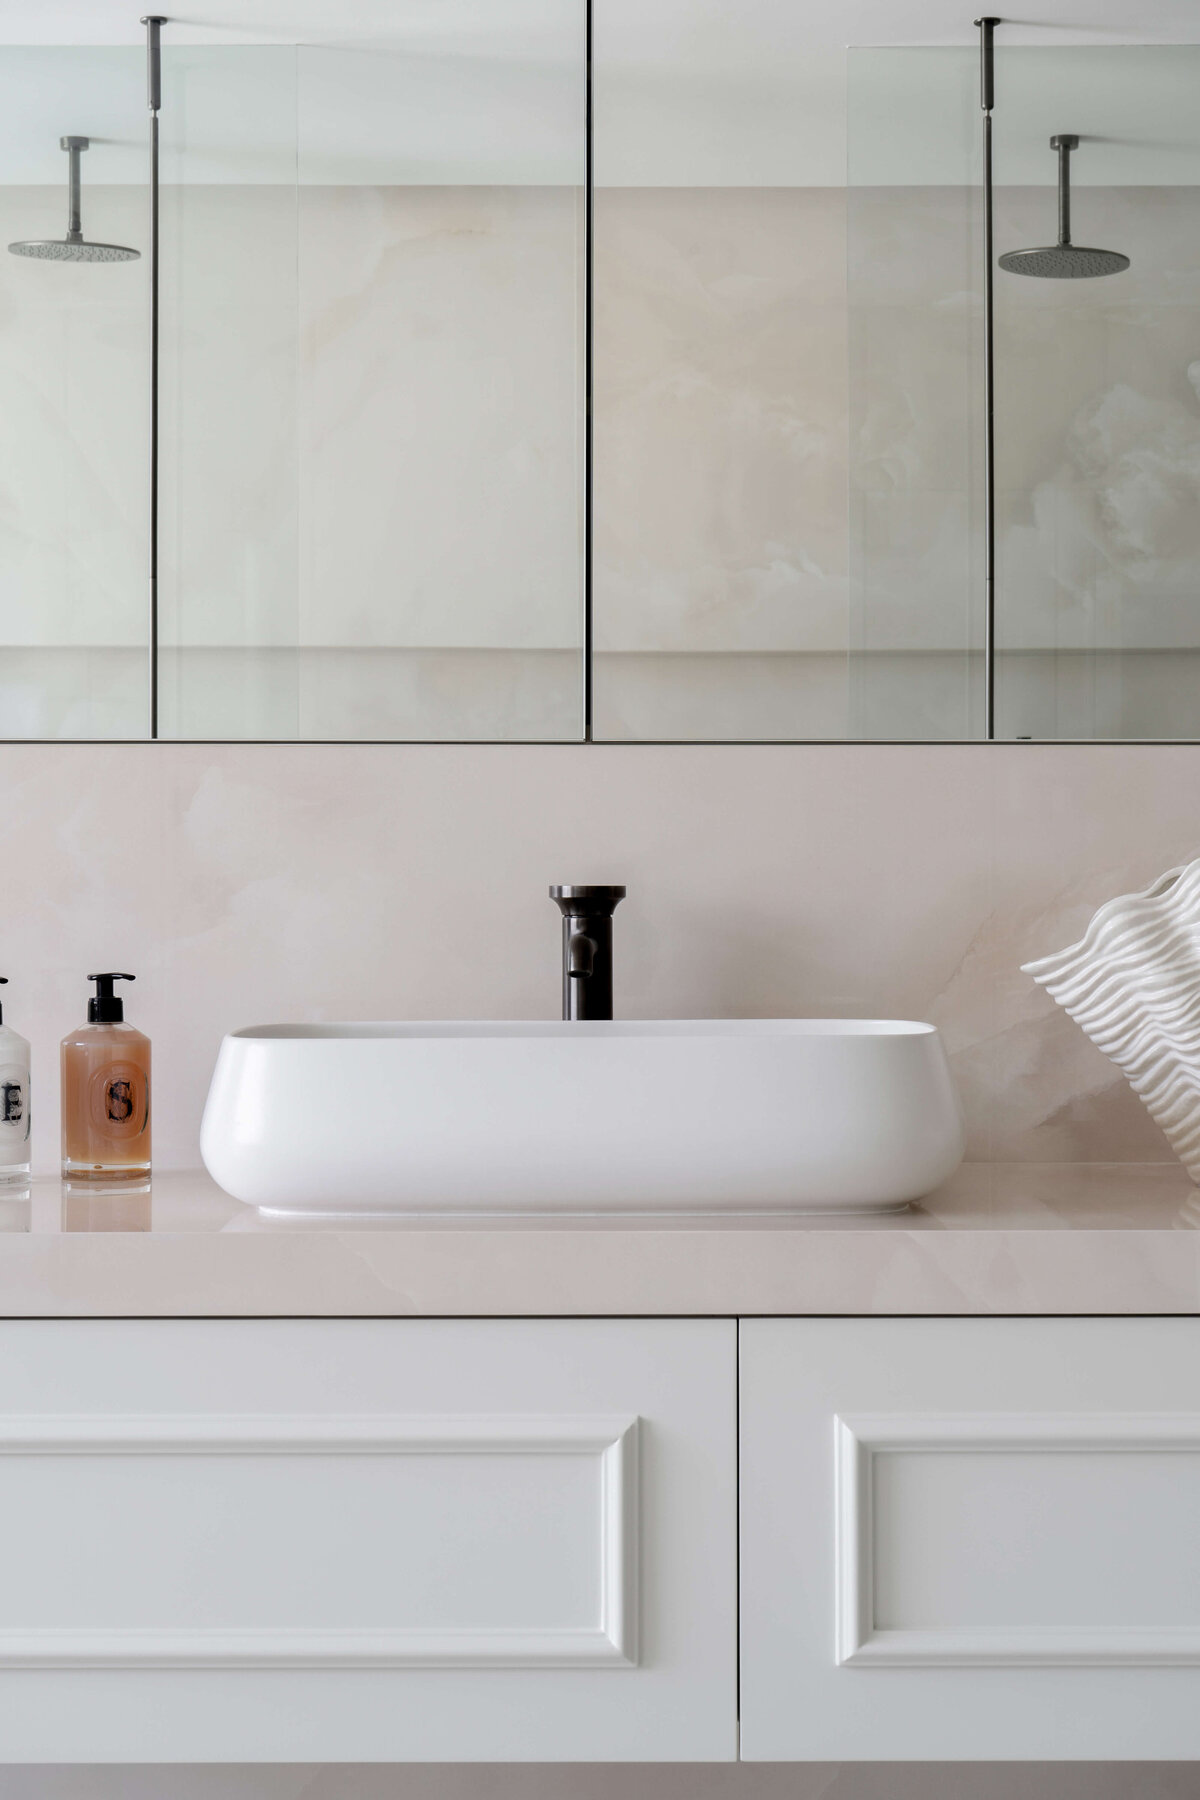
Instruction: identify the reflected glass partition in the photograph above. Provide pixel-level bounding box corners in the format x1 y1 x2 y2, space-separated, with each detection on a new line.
993 48 1200 740
162 23 586 742
846 49 982 740
848 43 1200 741
158 48 301 741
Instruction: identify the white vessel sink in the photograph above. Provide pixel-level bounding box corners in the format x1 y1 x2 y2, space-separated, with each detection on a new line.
200 1020 964 1219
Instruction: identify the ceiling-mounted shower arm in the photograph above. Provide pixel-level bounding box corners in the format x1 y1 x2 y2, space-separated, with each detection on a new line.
1052 132 1078 246
142 15 164 113
976 15 997 113
60 135 87 243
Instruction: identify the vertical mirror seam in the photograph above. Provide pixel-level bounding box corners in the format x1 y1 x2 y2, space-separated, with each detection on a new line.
978 17 997 742
143 15 164 741
584 0 594 743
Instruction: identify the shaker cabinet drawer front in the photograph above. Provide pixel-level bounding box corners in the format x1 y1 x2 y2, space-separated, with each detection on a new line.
740 1318 1200 1762
0 1319 736 1764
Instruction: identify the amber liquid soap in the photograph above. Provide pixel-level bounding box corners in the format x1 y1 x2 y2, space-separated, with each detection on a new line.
61 973 150 1181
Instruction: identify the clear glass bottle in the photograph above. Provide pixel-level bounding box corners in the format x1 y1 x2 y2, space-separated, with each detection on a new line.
0 977 31 1183
61 973 150 1182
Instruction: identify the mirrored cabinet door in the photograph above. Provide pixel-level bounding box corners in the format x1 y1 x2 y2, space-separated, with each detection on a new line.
0 7 586 741
593 18 1200 742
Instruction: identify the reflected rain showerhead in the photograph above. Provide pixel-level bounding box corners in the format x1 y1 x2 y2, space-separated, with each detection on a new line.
998 242 1130 279
9 238 139 262
998 134 1129 280
7 137 139 264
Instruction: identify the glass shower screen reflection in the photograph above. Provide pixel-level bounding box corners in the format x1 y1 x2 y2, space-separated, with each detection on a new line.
992 47 1200 741
159 25 586 741
846 48 984 740
848 43 1200 741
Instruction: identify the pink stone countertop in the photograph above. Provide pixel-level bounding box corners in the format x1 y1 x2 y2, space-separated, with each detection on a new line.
0 1164 1196 1318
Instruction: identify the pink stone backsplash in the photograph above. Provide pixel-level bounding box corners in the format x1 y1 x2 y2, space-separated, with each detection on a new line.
0 741 1191 1176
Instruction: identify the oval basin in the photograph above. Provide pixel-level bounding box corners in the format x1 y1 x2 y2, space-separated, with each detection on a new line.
200 1020 965 1218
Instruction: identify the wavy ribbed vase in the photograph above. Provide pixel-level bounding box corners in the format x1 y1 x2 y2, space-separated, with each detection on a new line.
1022 860 1200 1181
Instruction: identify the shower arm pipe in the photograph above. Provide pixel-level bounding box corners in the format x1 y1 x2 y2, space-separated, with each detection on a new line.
64 137 83 240
1054 132 1077 245
142 15 164 741
978 17 993 734
1058 139 1070 242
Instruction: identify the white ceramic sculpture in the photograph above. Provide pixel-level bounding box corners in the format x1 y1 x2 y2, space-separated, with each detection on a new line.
1022 858 1200 1181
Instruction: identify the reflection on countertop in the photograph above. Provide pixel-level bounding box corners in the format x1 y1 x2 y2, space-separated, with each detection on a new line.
0 1164 1197 1320
0 1171 239 1238
60 1178 153 1235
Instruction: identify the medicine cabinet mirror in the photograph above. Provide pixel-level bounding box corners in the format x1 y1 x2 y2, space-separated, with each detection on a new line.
1 13 1196 743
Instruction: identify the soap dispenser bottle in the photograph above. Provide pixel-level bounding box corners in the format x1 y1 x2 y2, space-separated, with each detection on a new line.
61 973 150 1181
0 978 31 1183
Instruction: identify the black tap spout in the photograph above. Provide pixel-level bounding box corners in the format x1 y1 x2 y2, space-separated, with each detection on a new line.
550 885 626 1021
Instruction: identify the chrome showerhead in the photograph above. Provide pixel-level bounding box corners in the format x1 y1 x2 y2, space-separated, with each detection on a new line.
7 137 139 264
998 134 1128 281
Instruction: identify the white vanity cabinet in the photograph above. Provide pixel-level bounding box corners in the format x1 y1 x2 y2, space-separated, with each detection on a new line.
6 1309 1200 1765
0 1319 737 1764
740 1318 1200 1762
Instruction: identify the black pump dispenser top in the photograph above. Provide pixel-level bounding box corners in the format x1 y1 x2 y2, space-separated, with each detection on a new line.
87 972 134 1024
0 976 7 1026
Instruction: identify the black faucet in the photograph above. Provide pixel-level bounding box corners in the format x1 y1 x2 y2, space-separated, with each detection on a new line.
549 885 626 1021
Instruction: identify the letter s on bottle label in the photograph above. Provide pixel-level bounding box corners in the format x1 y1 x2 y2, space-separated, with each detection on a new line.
89 1063 147 1138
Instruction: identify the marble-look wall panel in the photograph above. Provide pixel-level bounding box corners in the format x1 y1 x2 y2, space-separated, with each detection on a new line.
292 647 579 741
158 646 579 741
159 648 301 741
0 650 145 740
594 653 848 741
0 741 1194 1175
160 179 585 740
592 186 849 737
998 650 1200 742
994 186 1200 700
160 185 300 655
0 187 146 674
298 185 584 658
847 185 979 738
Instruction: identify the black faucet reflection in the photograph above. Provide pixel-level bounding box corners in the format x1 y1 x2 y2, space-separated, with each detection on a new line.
549 885 626 1021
